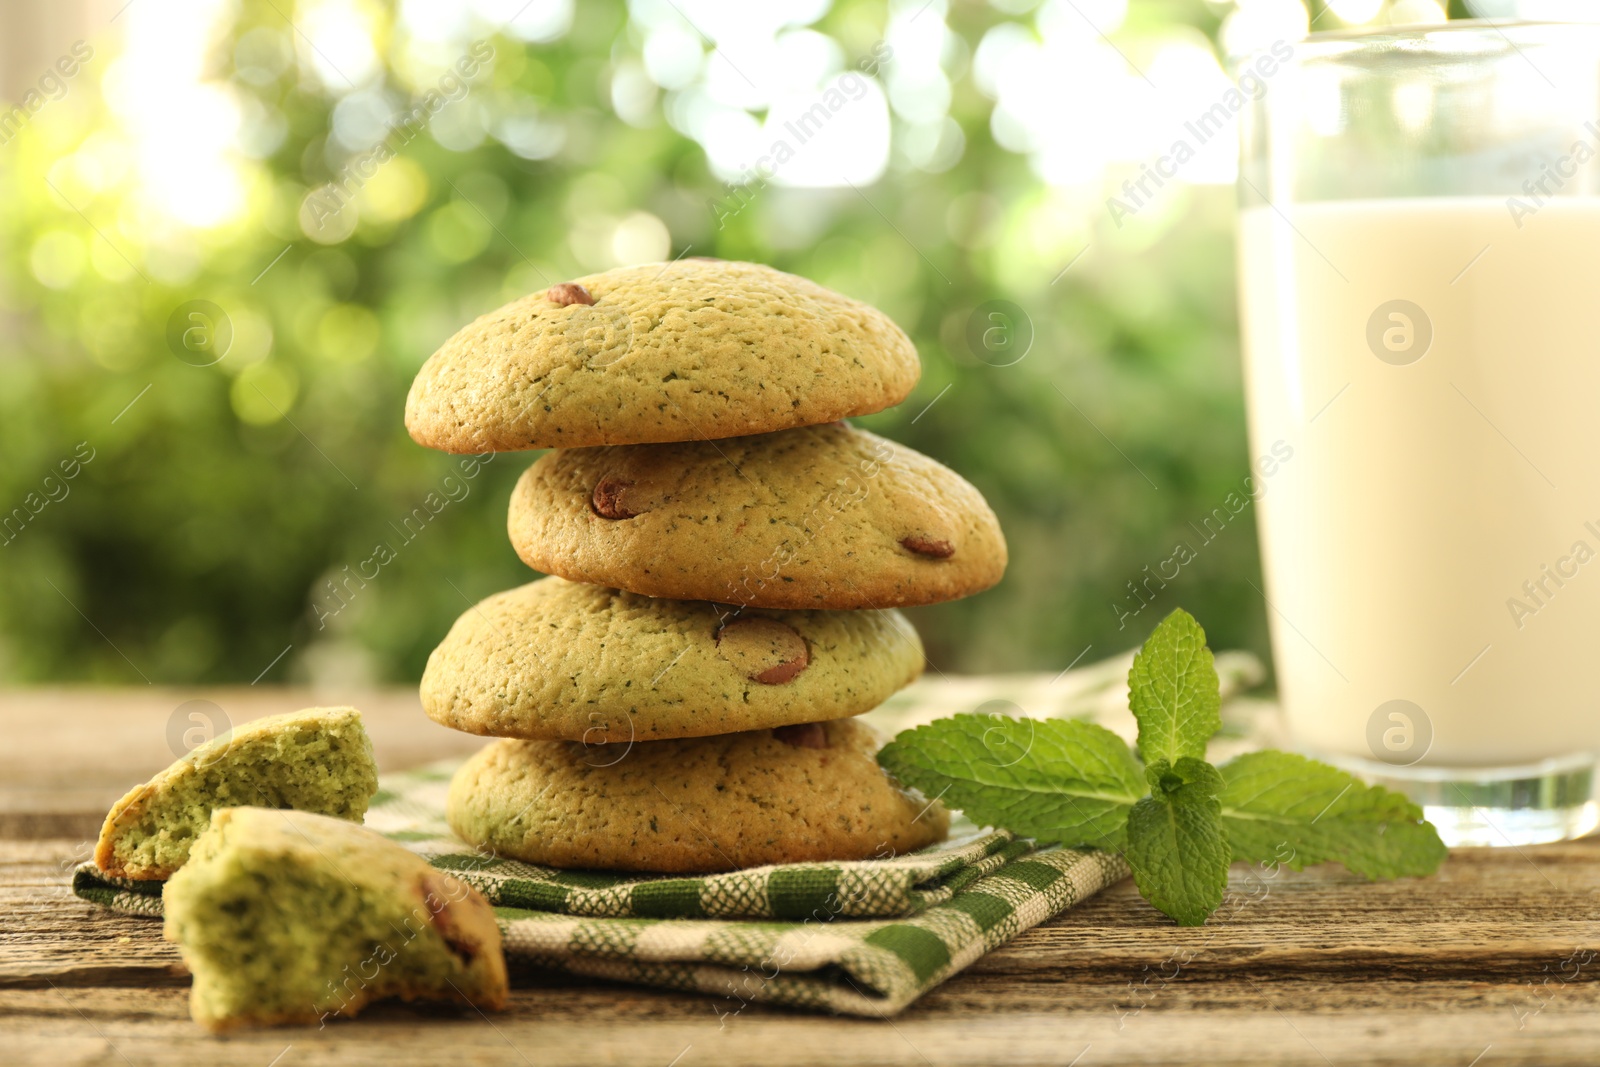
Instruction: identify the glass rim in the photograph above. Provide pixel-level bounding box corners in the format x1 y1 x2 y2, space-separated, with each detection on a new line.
1285 17 1600 62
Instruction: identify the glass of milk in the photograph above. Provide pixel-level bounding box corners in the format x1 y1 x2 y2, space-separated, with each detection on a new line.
1237 21 1600 846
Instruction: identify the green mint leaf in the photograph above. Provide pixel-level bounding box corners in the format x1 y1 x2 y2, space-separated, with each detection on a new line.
1218 751 1447 880
1128 608 1221 766
1124 775 1230 927
877 714 1146 850
1145 756 1225 803
878 607 1447 931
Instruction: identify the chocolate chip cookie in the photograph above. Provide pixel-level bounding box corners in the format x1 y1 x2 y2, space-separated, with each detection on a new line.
506 422 1007 609
405 260 920 452
421 577 924 742
446 719 949 873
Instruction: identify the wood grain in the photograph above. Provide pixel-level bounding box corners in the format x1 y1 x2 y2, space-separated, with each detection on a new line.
2 688 1598 1065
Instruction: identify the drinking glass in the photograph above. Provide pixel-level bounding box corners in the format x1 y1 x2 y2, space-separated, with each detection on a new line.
1237 20 1600 845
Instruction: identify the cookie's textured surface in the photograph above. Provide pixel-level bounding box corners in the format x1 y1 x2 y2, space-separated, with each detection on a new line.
421 577 922 742
405 260 920 452
164 808 507 1031
95 707 378 880
447 719 950 873
508 423 1008 609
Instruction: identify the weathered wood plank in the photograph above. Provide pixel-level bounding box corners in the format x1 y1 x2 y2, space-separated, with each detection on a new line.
0 688 483 841
3 837 1598 1065
0 688 485 819
6 839 1597 985
1 979 1593 1066
4 690 1599 1065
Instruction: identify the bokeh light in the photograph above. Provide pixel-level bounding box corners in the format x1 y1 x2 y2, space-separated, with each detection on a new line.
0 0 1511 688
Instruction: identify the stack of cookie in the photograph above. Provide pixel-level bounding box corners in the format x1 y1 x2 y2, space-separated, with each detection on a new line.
404 260 1007 873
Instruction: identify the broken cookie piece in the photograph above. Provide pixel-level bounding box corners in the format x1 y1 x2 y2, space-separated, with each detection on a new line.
95 707 378 880
163 807 508 1031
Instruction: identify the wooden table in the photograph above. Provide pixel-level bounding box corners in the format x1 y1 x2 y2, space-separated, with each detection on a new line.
3 688 1597 1066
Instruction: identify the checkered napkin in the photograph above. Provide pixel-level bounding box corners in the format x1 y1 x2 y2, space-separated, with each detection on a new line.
72 654 1267 1016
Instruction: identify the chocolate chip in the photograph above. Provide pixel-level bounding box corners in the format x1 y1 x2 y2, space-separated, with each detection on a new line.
901 535 955 559
773 722 828 749
591 477 640 519
753 658 807 685
547 282 595 306
716 617 809 684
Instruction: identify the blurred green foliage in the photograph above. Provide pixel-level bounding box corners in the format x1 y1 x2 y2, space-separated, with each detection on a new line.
0 0 1280 686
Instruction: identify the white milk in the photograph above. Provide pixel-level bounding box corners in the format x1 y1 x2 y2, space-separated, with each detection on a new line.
1238 197 1600 767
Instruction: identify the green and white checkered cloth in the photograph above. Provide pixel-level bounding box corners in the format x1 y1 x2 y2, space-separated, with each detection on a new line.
72 655 1270 1016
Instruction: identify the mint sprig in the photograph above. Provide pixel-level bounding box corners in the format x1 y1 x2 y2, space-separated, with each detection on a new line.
1126 757 1229 926
875 716 1144 849
877 608 1446 926
1217 750 1447 879
1128 609 1219 765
